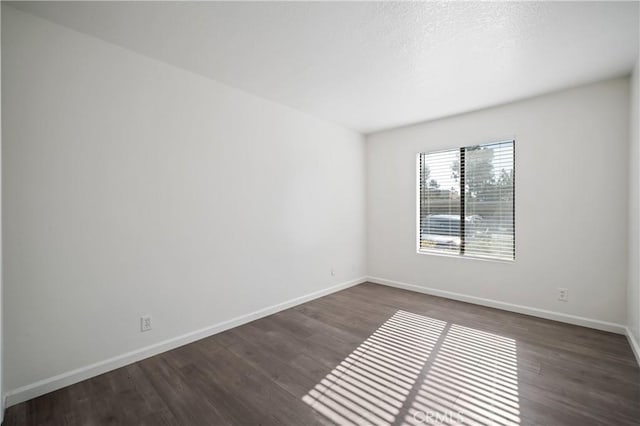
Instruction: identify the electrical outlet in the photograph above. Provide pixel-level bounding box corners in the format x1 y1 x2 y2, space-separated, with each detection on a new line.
140 315 152 332
558 288 568 302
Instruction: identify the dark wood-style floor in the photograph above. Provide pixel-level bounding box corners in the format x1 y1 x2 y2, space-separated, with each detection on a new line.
4 283 639 425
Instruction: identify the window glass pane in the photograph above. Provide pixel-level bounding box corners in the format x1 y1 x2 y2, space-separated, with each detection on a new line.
419 150 461 254
418 140 515 261
464 141 514 260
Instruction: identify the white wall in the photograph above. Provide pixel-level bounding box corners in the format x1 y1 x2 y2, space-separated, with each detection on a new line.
0 1 3 420
367 78 630 328
629 58 640 349
2 5 366 402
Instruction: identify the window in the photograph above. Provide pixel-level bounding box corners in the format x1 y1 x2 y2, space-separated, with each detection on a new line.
418 140 515 261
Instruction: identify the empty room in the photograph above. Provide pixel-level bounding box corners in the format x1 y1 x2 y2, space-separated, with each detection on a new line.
1 1 639 425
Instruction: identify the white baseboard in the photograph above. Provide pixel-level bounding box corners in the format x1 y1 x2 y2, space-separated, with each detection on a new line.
626 327 640 367
4 276 367 408
367 276 627 335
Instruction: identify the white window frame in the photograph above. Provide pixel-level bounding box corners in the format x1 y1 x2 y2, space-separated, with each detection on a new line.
416 140 515 262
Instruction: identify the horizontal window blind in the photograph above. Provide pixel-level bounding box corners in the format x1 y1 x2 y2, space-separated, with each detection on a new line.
419 149 461 255
418 140 515 261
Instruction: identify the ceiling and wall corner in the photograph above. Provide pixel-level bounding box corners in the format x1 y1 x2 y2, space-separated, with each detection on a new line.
7 1 640 134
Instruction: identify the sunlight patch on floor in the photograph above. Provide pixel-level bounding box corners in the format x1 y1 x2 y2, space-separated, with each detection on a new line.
403 325 519 426
303 310 446 425
303 311 520 426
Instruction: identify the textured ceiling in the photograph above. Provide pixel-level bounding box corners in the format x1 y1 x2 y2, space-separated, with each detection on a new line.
8 1 640 133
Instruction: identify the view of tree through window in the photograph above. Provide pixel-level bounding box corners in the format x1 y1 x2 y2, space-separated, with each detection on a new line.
418 141 515 260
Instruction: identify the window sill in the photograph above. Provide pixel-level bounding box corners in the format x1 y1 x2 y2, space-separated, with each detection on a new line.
416 249 515 264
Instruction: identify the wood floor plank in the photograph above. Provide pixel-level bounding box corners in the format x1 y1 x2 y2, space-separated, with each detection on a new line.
4 282 639 425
